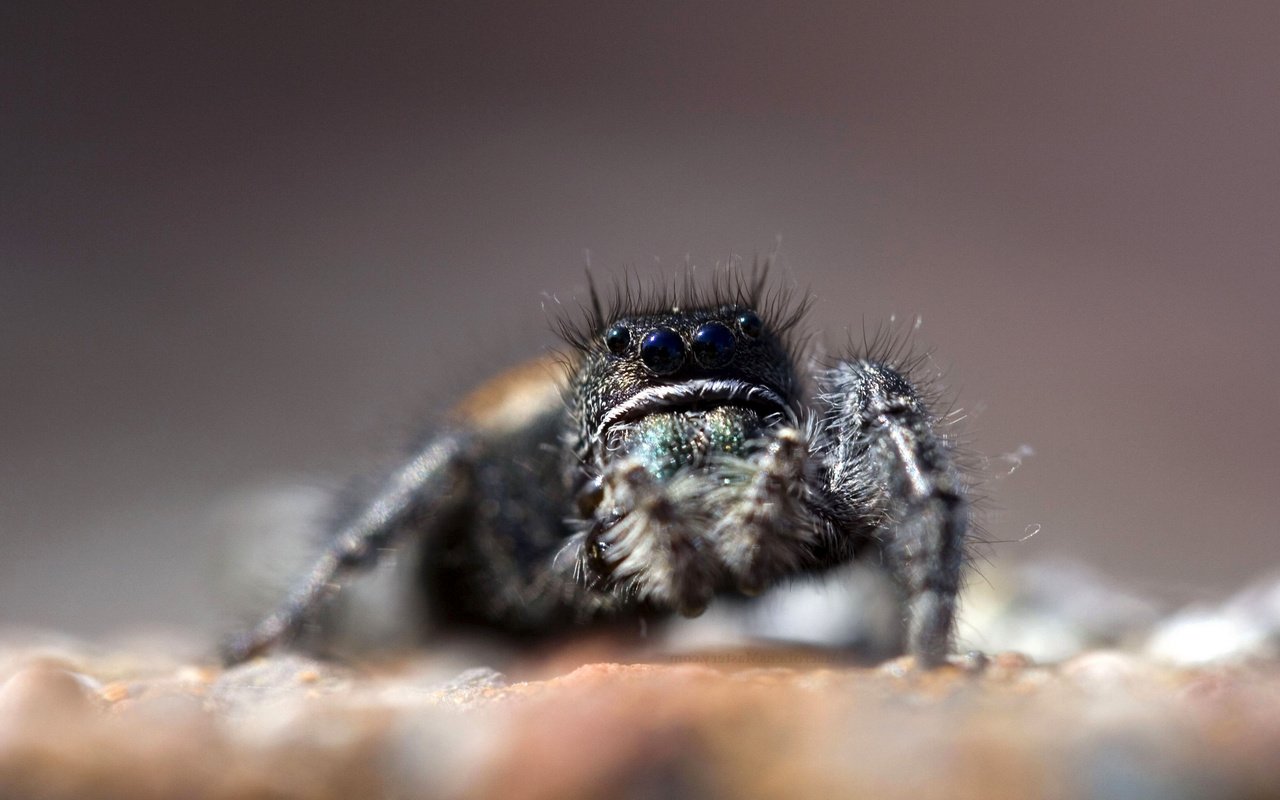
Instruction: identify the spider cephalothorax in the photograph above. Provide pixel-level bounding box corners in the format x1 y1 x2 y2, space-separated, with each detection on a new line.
225 269 971 667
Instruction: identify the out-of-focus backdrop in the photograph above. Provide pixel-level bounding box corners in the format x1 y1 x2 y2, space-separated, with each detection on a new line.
3 2 1277 639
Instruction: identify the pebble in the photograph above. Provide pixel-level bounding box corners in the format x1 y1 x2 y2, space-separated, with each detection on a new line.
0 664 97 718
0 664 99 748
1146 609 1271 665
208 654 351 715
1060 650 1151 688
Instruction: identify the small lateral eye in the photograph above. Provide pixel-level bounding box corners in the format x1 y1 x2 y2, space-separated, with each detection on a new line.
604 324 631 355
691 322 736 368
639 328 685 375
736 310 764 339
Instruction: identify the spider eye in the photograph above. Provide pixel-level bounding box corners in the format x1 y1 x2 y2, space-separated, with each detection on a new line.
639 328 685 375
604 324 631 355
691 322 736 368
736 310 763 339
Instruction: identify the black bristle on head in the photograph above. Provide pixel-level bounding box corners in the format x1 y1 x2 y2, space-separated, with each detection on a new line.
553 260 813 355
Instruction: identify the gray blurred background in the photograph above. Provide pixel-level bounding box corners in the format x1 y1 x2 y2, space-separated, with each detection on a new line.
3 2 1277 639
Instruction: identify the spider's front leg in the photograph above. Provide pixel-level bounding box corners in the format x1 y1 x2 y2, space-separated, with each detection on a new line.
707 427 823 596
815 359 969 667
579 460 722 617
220 431 474 664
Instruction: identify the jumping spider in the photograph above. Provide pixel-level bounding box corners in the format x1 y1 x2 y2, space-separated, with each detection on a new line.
224 271 970 667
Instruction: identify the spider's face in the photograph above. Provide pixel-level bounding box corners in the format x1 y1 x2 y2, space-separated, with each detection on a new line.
569 305 800 479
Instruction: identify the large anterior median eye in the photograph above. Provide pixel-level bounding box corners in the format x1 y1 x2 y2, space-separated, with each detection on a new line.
640 328 685 375
691 322 736 368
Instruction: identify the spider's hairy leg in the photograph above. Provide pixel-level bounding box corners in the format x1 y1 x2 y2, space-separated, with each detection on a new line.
220 432 473 665
583 459 720 617
815 360 968 668
708 427 821 596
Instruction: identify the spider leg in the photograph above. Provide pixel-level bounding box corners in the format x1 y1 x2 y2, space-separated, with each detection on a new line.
581 460 721 616
708 427 822 596
814 360 968 667
220 432 472 664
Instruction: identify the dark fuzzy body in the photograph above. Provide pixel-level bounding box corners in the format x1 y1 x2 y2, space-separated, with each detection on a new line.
225 272 971 666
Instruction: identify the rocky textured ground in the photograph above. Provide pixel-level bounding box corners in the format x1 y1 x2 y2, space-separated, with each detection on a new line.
2 633 1279 800
4 562 1280 798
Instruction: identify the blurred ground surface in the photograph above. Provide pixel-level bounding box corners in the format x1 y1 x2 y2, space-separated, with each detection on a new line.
1 638 1278 800
6 561 1280 798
